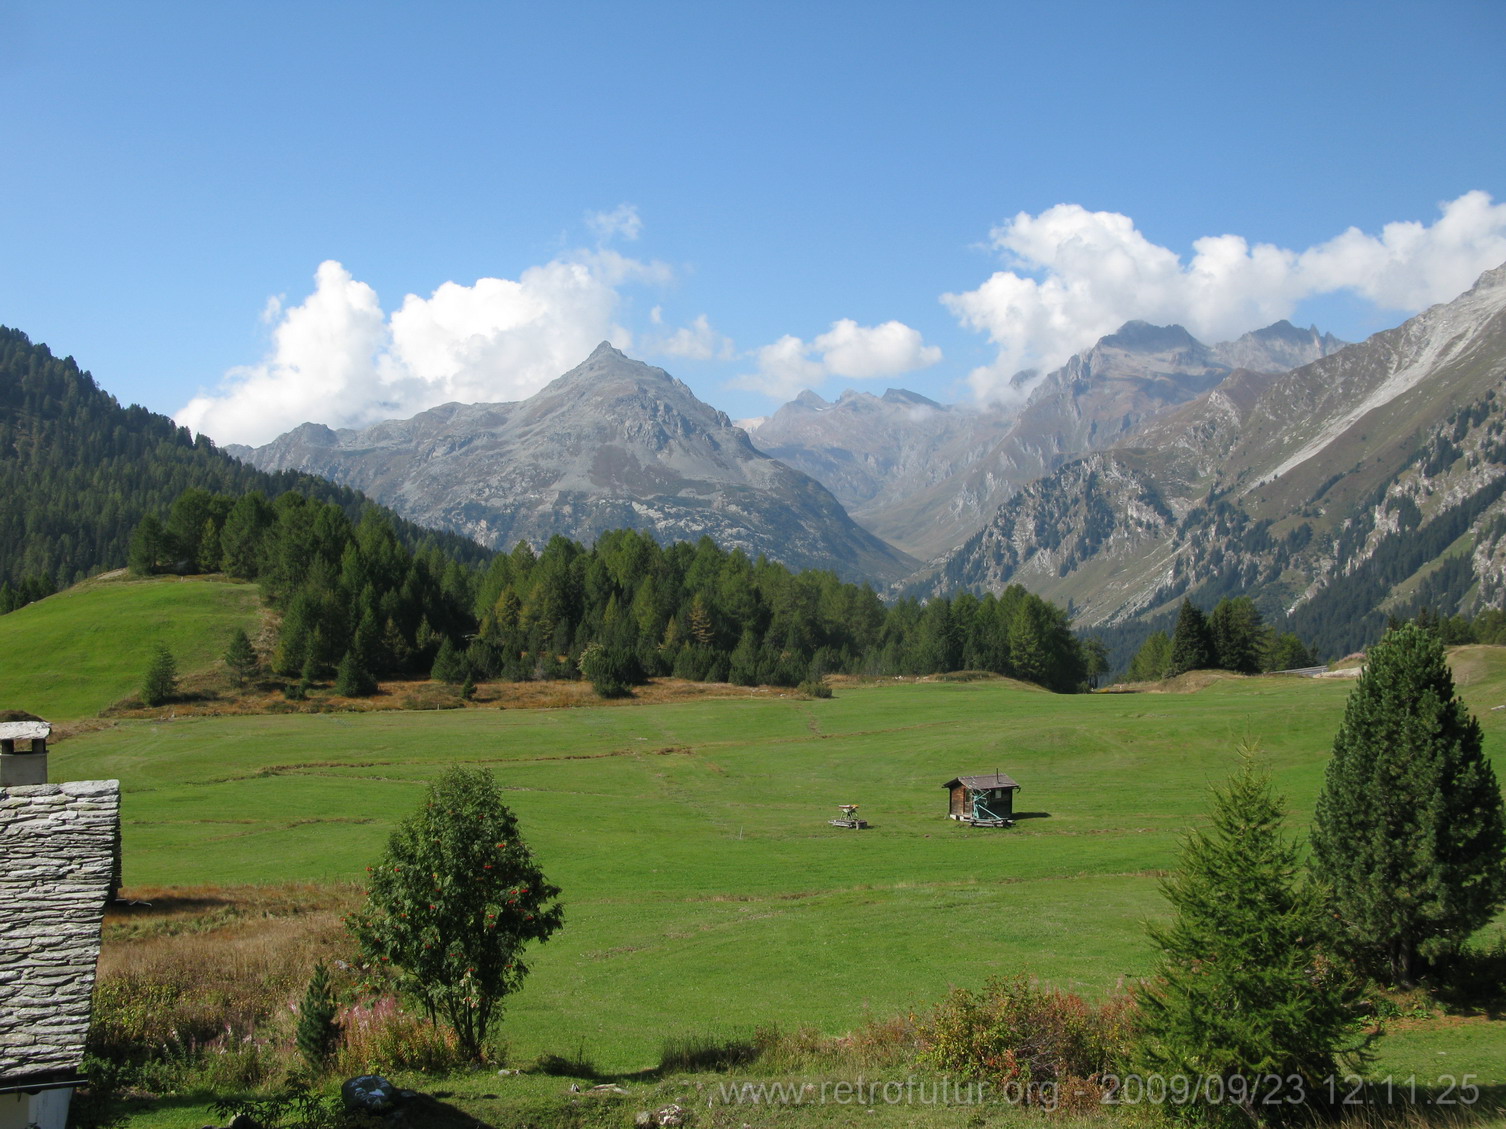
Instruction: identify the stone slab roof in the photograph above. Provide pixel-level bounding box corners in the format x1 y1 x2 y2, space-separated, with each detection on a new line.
0 780 120 1083
943 773 1020 791
0 722 50 743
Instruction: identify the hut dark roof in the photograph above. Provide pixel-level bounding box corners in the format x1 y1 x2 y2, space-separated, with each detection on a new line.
0 779 120 1085
944 773 1020 791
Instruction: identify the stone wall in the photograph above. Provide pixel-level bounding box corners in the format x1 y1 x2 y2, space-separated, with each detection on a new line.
0 780 120 1081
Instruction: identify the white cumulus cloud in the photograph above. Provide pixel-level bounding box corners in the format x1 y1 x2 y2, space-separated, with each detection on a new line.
178 251 672 446
734 318 943 400
946 190 1506 402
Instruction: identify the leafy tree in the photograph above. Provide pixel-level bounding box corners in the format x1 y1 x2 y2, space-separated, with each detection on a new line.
349 769 564 1060
295 962 341 1074
1310 623 1506 985
141 643 178 706
1139 756 1364 1124
1126 630 1171 682
1080 636 1110 689
1263 631 1314 672
224 627 259 687
1165 598 1214 677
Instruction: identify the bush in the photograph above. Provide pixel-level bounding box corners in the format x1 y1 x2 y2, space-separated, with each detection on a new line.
797 678 832 698
917 975 1134 1105
578 641 643 698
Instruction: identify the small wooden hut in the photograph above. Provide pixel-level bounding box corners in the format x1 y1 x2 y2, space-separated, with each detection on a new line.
943 772 1019 827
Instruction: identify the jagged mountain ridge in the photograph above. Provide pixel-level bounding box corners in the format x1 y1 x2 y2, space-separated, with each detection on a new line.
917 263 1506 660
752 320 1342 560
232 343 918 584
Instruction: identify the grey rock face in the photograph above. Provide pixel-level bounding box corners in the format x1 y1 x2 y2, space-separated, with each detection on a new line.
750 321 1345 562
237 344 916 584
913 263 1506 634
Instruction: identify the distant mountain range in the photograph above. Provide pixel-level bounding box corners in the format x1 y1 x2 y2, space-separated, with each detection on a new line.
224 262 1506 662
747 320 1344 559
230 343 918 584
914 263 1506 659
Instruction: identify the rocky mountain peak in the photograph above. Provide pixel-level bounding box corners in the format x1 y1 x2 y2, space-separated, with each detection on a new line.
1099 321 1201 353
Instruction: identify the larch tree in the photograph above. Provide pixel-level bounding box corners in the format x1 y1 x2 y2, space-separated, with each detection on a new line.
1310 623 1506 985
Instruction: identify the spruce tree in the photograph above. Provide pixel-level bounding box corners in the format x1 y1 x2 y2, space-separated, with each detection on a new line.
1208 596 1262 673
1139 756 1363 1123
1310 623 1506 985
334 648 376 697
1165 598 1214 677
295 961 342 1074
141 643 178 706
224 628 259 687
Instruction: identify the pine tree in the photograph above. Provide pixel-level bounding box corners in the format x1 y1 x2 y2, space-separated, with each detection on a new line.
1310 623 1506 985
1139 756 1363 1124
1165 599 1214 677
1208 596 1263 673
431 637 469 685
141 643 178 706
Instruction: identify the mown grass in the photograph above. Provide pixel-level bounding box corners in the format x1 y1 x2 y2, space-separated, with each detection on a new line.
53 655 1506 1083
0 572 263 719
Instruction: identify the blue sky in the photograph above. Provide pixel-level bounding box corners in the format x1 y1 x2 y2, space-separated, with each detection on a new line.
3 1 1505 444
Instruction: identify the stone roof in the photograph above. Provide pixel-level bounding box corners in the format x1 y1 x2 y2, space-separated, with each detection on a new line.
0 721 50 743
0 780 120 1083
943 773 1020 791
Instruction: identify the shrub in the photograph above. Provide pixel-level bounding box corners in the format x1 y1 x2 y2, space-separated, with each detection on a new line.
797 678 832 698
334 996 473 1075
917 975 1134 1104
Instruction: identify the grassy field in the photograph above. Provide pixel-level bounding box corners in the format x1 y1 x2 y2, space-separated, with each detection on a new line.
0 572 263 719
48 653 1506 1080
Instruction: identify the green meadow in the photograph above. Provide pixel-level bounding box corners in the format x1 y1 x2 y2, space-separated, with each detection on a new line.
0 573 262 718
48 655 1506 1076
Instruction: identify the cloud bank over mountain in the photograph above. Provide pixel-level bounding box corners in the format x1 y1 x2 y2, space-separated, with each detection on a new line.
179 192 1506 445
946 190 1506 401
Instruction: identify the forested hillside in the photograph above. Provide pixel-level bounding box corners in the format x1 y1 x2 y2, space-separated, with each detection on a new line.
142 493 1093 694
0 327 489 610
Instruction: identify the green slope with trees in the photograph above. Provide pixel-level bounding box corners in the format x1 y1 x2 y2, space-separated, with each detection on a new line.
0 326 490 610
0 572 262 718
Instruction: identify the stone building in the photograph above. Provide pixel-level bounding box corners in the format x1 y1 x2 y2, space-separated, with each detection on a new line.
0 722 120 1129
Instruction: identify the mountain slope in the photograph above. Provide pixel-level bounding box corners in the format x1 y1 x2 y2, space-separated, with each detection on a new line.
235 343 918 584
0 326 490 598
755 321 1342 561
918 264 1506 660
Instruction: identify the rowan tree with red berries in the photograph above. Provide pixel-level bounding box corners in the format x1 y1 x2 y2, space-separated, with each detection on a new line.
349 768 563 1059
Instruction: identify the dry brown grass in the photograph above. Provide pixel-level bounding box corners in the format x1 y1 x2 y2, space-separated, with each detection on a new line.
98 883 360 1044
